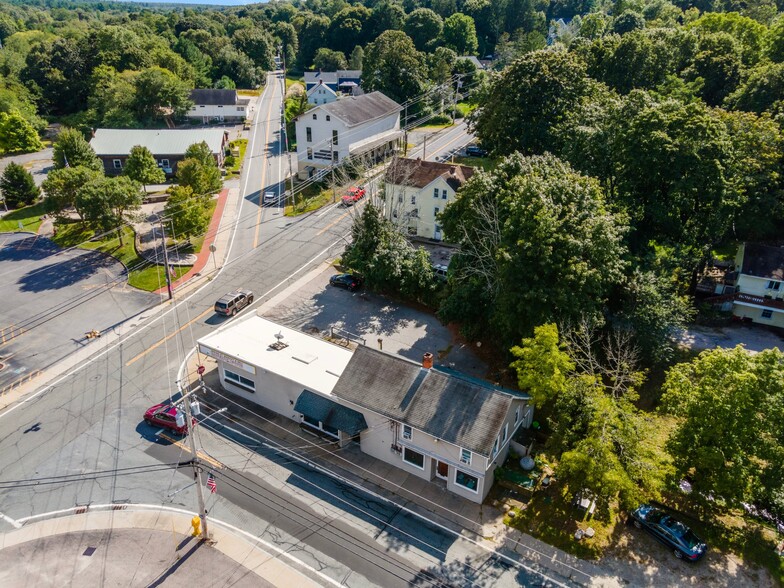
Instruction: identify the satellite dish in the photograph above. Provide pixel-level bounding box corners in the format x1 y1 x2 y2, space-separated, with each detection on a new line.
274 331 284 342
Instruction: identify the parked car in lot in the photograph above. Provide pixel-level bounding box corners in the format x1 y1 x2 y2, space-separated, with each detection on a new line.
341 186 366 206
330 273 364 291
143 403 195 436
214 289 254 316
629 504 707 561
465 144 488 157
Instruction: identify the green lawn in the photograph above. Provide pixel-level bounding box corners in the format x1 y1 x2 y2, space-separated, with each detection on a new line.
452 155 495 171
285 75 303 91
0 202 47 233
237 89 261 97
225 138 248 179
52 223 190 292
285 182 334 216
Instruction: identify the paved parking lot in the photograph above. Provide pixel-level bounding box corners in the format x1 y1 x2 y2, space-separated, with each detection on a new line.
0 232 157 391
261 263 488 377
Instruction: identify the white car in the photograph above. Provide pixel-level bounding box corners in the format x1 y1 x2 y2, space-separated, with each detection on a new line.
263 191 278 206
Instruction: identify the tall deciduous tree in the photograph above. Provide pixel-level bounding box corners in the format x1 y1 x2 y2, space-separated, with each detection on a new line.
362 31 427 104
176 142 222 196
42 166 103 221
76 176 143 244
661 346 784 508
163 185 210 243
470 50 594 156
52 128 103 172
124 145 166 193
404 8 443 51
0 110 43 154
440 153 627 344
441 13 479 55
510 323 574 408
132 67 193 122
313 48 348 71
0 163 39 209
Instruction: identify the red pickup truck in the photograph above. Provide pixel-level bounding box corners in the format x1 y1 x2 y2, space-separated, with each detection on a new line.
341 186 366 206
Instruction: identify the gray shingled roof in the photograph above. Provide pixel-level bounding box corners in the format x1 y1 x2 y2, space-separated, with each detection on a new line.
190 89 237 106
319 92 401 127
331 347 528 457
90 129 226 157
741 243 784 280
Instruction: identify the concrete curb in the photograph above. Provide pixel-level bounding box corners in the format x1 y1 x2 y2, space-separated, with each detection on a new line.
0 506 327 588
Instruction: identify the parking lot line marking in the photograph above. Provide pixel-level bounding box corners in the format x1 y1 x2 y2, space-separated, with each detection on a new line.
316 211 351 237
125 308 212 367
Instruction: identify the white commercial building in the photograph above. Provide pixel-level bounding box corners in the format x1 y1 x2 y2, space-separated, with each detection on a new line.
187 89 250 123
196 314 532 503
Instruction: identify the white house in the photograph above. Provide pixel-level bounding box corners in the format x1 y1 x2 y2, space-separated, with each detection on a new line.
187 89 250 123
307 81 338 106
384 158 475 241
294 92 402 180
304 70 362 93
196 314 532 503
727 243 784 329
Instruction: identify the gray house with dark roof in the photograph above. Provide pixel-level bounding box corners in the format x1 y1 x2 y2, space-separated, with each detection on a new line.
294 91 402 180
196 314 532 503
332 346 531 502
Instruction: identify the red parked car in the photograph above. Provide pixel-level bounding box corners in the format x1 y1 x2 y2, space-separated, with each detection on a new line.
341 186 366 206
144 403 196 436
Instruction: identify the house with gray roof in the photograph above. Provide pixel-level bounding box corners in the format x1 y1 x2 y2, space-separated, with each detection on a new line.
196 313 532 503
294 91 402 180
90 128 228 177
728 243 784 329
304 70 362 94
187 89 250 123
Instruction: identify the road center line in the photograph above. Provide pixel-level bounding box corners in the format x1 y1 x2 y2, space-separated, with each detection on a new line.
252 80 279 249
316 211 351 237
125 308 212 367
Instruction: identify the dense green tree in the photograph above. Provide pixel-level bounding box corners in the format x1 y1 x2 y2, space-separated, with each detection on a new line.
42 166 103 221
233 27 276 69
404 8 443 51
212 47 262 88
163 185 211 243
174 37 213 88
441 13 479 55
21 37 92 115
348 45 364 70
510 324 574 408
342 203 435 301
87 65 137 128
428 46 458 83
440 153 628 344
0 109 43 154
683 32 743 106
0 163 39 209
471 50 594 155
294 13 331 71
661 346 784 507
612 11 645 35
132 67 193 122
329 6 371 55
214 76 236 90
52 128 102 172
368 2 406 39
91 26 150 72
362 31 427 104
768 16 784 63
123 145 166 193
75 175 143 244
177 143 221 195
688 11 766 66
313 48 348 71
725 61 784 114
273 21 298 68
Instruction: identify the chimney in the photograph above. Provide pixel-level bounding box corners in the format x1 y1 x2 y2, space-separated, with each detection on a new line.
449 166 456 175
422 352 434 369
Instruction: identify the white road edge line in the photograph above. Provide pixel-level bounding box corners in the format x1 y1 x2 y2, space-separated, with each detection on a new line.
0 511 22 529
14 504 343 588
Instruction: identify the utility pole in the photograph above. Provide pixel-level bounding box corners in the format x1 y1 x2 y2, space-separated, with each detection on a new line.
158 215 173 300
422 134 427 161
181 387 209 541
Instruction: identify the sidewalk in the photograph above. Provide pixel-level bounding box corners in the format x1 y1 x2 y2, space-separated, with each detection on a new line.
0 507 324 588
189 356 609 586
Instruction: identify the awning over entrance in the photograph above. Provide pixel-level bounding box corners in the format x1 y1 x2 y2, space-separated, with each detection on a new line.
294 390 368 436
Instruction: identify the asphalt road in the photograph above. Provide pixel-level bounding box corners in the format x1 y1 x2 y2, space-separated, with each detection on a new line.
0 79 566 587
407 121 474 162
0 232 157 391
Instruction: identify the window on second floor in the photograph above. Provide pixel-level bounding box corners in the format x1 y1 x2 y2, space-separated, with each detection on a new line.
502 423 508 443
410 194 416 205
434 206 440 217
514 406 520 425
398 194 403 203
442 189 447 199
492 436 499 457
460 448 471 465
761 309 773 319
767 280 781 291
326 115 331 121
332 130 339 145
306 127 312 142
312 113 317 120
402 424 412 440
433 188 439 199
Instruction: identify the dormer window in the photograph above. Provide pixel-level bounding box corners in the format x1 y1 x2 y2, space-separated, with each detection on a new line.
312 113 317 120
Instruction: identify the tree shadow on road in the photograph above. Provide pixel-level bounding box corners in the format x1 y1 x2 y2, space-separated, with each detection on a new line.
17 250 119 292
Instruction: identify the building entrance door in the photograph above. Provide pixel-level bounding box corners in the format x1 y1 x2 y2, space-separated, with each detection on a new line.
436 460 448 480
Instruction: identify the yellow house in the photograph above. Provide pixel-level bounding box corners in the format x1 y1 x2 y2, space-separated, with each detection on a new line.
731 243 784 329
383 158 475 241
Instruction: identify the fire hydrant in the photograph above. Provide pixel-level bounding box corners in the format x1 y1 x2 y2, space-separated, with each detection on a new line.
191 515 201 537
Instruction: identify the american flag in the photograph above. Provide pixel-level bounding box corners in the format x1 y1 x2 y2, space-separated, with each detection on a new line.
206 472 217 494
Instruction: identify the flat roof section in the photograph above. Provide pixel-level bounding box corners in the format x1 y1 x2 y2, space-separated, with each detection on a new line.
197 315 354 396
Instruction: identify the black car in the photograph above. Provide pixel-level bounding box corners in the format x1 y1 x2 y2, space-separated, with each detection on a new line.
330 273 363 292
214 289 254 316
465 144 488 157
629 505 707 561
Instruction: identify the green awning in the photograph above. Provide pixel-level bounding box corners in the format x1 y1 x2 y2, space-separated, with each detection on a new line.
294 390 368 436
